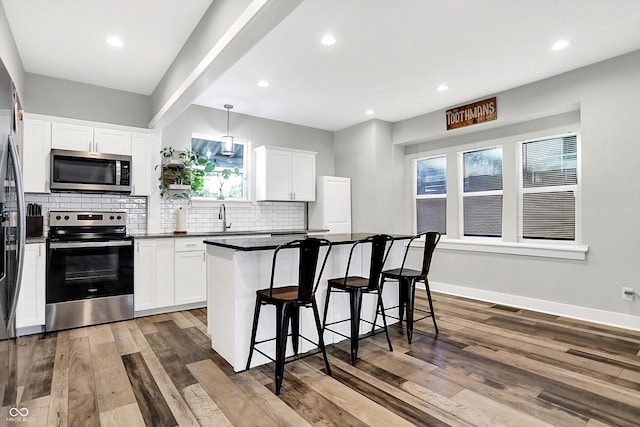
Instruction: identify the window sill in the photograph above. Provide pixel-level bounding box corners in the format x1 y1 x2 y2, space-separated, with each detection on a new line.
190 198 254 208
426 238 589 260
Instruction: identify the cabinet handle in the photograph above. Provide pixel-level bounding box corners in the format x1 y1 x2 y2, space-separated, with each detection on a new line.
137 241 140 252
39 244 42 257
186 243 196 247
203 252 205 261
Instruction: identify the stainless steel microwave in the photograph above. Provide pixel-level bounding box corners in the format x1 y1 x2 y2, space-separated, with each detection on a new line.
50 149 132 193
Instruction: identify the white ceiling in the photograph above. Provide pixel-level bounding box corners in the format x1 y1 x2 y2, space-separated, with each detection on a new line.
4 0 640 131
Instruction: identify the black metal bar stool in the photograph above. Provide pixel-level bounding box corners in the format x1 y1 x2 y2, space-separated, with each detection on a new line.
246 238 332 395
375 231 441 344
322 234 394 366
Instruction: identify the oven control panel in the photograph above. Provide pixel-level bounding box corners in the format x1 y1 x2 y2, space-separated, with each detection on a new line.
49 211 127 227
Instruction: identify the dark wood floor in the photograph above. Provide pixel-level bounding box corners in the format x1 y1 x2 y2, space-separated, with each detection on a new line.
2 291 640 426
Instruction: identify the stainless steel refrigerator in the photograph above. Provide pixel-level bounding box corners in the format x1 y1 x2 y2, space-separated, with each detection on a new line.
0 58 26 410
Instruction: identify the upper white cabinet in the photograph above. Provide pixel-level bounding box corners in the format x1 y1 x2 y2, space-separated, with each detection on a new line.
21 118 51 193
131 132 155 196
52 122 131 155
16 243 46 329
94 128 132 155
255 146 316 201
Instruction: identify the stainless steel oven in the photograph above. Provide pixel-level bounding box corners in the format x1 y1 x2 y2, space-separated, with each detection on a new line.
45 211 133 331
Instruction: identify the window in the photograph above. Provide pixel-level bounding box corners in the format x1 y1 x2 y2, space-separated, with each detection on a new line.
191 135 247 200
415 155 446 234
520 133 577 241
462 146 503 237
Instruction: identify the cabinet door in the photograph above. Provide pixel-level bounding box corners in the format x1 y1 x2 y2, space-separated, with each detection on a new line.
134 239 157 311
291 152 316 201
156 239 176 308
94 128 131 155
174 250 206 305
22 119 51 193
262 150 292 200
16 243 46 328
131 133 153 196
51 122 93 151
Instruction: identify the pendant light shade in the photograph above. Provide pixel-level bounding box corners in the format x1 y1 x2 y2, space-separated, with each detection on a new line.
221 104 235 156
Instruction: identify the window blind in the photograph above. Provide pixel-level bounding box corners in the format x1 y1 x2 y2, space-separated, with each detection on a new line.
415 156 447 234
520 134 578 241
462 147 503 237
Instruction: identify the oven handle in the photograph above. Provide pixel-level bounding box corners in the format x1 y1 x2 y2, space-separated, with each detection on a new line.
49 240 133 249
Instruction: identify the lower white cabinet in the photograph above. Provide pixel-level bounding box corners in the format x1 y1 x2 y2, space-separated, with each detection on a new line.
134 237 206 312
16 243 46 329
174 238 207 305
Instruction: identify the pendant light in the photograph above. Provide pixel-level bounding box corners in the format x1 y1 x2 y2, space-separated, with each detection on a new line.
221 104 235 156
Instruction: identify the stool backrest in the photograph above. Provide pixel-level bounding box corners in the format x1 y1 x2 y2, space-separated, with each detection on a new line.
341 234 394 289
399 231 441 277
270 237 332 302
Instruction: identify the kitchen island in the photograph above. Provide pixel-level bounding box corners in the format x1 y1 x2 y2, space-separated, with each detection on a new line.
204 233 408 372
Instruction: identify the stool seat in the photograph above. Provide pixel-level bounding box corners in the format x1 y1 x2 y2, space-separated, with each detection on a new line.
327 276 370 289
256 286 303 302
381 268 422 279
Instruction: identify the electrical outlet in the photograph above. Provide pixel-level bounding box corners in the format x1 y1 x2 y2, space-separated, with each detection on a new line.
622 287 634 302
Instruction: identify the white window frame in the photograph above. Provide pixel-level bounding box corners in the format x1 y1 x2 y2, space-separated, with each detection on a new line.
190 133 251 204
414 155 447 235
458 145 503 240
517 132 581 244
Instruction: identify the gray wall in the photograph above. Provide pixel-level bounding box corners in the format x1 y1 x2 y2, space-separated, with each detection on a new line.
24 74 151 127
394 49 640 322
0 3 25 95
335 119 405 233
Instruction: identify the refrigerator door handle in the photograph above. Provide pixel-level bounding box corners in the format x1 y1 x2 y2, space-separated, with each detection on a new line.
7 135 25 325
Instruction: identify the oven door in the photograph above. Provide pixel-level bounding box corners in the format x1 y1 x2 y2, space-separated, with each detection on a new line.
46 239 134 304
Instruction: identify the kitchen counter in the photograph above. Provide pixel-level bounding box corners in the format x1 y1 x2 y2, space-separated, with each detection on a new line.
131 228 327 240
205 232 409 371
204 232 411 251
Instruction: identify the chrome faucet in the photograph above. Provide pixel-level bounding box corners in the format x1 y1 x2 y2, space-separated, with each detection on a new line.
218 203 232 232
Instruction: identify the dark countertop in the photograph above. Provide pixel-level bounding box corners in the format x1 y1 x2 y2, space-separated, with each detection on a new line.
204 233 412 251
26 237 46 244
131 229 327 240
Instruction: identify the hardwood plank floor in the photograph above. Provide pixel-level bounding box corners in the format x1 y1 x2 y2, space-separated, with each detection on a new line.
3 292 640 426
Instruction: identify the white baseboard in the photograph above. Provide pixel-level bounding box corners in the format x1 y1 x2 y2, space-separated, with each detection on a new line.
425 281 640 332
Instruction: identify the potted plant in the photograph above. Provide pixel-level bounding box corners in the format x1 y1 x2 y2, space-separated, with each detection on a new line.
156 147 214 200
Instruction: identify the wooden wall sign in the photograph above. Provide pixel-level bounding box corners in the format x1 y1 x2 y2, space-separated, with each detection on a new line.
446 97 497 130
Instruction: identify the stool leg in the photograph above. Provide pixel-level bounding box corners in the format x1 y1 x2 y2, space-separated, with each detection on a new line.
424 279 439 334
371 277 386 335
376 288 393 352
274 303 290 395
312 300 332 376
398 278 406 325
246 298 262 370
291 306 300 355
349 289 363 366
321 285 332 334
405 278 416 344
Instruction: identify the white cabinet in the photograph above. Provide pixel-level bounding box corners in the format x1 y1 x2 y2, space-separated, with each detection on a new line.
94 128 132 155
21 119 51 193
16 243 46 329
51 122 94 151
131 132 155 196
255 146 316 201
52 122 131 155
134 238 175 311
309 176 352 233
134 237 207 313
174 238 207 305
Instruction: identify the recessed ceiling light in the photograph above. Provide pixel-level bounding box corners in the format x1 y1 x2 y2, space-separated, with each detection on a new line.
257 80 270 88
437 84 449 92
106 36 124 48
365 110 375 115
552 40 570 51
321 35 336 46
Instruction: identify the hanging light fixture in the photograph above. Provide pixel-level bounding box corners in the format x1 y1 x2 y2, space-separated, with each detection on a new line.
221 104 235 156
